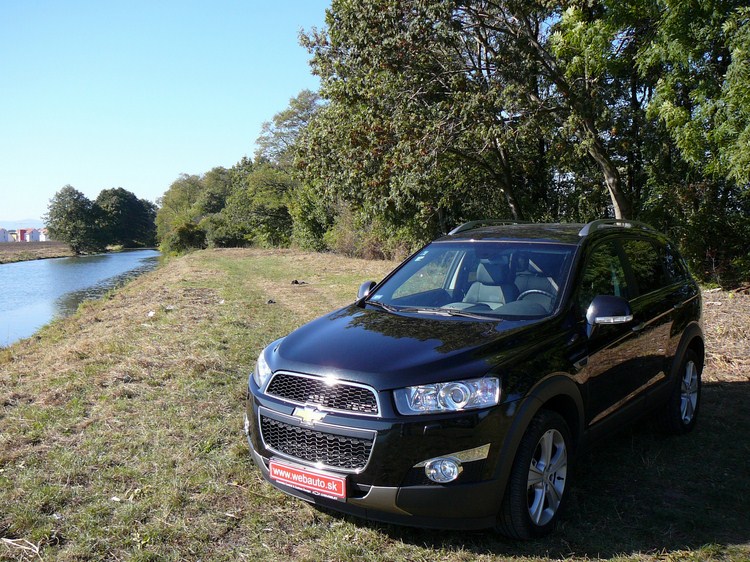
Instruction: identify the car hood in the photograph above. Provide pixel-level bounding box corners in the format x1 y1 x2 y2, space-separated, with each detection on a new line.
268 304 540 389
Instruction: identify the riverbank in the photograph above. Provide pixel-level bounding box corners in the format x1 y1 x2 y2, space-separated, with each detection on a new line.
0 241 74 264
1 248 748 561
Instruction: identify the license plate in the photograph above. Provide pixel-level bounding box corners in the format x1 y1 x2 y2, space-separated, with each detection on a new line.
268 460 347 500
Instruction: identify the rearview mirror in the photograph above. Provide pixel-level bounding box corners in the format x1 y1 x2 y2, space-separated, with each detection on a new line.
357 280 377 300
586 295 633 336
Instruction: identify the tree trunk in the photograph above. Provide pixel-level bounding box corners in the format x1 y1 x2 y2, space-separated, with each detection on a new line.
497 146 524 220
581 117 633 219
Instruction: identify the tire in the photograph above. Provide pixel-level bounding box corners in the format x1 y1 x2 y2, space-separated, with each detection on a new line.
496 410 572 539
660 349 702 434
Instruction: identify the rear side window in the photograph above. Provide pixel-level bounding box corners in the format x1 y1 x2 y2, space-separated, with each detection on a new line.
661 244 690 283
621 239 665 295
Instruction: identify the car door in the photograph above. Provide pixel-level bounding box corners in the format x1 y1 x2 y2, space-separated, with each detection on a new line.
619 237 676 393
572 239 654 429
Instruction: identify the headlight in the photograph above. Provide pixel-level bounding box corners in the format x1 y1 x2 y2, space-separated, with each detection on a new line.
394 377 500 415
252 348 273 390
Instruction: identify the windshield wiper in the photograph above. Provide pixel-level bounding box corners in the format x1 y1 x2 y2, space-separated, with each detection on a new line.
365 300 400 313
368 302 497 321
439 308 499 320
394 306 498 321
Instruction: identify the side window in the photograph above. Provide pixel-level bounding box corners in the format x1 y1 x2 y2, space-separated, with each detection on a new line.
577 241 629 315
662 243 689 283
621 239 665 295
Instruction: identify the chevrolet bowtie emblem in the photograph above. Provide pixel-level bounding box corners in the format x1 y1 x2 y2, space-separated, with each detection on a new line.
293 407 326 425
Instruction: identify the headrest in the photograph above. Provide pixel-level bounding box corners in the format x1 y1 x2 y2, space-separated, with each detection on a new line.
476 262 509 285
511 253 529 273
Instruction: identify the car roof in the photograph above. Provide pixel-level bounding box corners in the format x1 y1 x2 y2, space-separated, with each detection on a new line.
437 220 664 246
438 223 584 244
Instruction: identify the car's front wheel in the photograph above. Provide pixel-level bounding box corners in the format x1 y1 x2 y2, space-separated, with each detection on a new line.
496 410 571 539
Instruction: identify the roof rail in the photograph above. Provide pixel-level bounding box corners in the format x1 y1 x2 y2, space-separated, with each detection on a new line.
578 219 658 237
449 219 528 235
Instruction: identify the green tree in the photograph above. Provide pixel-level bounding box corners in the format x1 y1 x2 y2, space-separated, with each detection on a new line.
635 0 750 281
44 186 105 254
95 187 157 247
256 90 321 167
299 1 538 231
222 165 295 247
193 167 233 217
156 174 205 252
640 1 750 183
298 0 657 229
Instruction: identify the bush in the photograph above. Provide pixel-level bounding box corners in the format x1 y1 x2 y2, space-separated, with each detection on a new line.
160 222 207 254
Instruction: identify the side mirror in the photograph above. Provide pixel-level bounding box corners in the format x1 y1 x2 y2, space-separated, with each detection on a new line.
585 295 633 336
357 280 377 300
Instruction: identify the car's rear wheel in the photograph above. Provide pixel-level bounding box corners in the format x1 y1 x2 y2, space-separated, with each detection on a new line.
496 410 571 539
661 349 702 434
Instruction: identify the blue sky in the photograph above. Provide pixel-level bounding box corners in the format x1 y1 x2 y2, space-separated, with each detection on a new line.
0 0 330 223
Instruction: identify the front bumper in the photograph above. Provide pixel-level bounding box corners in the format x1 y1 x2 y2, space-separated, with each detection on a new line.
247 439 501 530
245 386 516 530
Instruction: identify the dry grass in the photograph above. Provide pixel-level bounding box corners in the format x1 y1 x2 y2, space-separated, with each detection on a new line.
702 288 750 382
0 248 748 561
0 242 73 264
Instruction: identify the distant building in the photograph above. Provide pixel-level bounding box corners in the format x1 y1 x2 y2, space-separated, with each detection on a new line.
0 228 9 243
7 230 18 242
17 228 41 242
39 228 49 242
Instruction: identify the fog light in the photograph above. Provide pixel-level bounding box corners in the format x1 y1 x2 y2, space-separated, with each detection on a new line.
424 457 462 483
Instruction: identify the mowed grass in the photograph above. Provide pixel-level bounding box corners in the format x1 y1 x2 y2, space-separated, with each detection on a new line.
0 248 748 561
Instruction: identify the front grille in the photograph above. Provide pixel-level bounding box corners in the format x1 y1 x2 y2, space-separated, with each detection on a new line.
266 372 379 415
260 415 373 471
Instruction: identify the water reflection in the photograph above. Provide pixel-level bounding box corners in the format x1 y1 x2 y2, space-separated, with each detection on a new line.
0 250 160 347
54 258 159 316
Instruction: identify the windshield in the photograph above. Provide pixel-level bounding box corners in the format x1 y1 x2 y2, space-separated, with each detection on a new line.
368 241 576 319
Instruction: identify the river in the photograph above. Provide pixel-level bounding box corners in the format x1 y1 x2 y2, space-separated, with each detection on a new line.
0 249 160 347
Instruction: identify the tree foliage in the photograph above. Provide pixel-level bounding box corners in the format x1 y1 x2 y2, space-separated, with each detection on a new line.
298 0 658 224
151 1 749 283
96 188 157 247
156 93 322 254
641 1 750 183
292 0 749 280
255 90 321 167
45 186 105 254
46 186 156 254
222 165 295 247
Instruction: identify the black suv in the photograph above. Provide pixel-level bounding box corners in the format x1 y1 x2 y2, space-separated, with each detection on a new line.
244 220 703 538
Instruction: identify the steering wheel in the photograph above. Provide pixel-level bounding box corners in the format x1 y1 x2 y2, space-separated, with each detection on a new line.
517 289 555 301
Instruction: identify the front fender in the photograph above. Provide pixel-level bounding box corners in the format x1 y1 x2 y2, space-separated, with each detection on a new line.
493 374 584 490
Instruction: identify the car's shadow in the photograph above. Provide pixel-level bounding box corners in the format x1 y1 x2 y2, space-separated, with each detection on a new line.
332 381 750 558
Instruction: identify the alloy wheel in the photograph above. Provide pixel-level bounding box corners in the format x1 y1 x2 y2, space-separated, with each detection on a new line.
680 360 699 424
526 428 568 526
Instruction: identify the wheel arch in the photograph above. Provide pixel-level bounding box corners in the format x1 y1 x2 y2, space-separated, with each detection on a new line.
671 322 705 379
494 374 584 486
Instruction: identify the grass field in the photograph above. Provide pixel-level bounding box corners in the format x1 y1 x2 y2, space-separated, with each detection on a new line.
0 242 74 264
1 248 748 561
